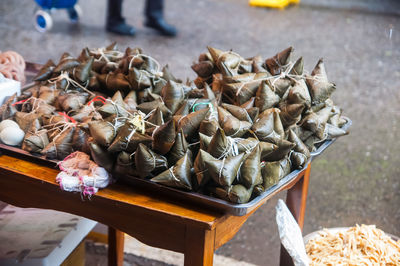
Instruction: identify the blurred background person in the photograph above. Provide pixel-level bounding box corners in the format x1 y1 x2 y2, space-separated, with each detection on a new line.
106 0 177 36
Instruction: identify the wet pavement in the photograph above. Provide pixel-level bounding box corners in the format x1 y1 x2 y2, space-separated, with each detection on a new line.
0 0 399 265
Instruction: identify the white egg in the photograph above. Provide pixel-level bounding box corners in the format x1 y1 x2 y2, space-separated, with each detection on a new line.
0 127 25 146
0 120 20 133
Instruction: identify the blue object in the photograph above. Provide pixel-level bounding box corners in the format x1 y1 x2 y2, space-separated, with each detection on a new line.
34 0 78 9
33 0 82 32
36 14 47 28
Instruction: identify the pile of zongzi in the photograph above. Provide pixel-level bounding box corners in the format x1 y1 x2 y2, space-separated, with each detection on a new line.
0 43 349 204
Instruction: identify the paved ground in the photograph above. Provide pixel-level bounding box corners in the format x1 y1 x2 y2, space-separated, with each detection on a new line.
0 0 399 265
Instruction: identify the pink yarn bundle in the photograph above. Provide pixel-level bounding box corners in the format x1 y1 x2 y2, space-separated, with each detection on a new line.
0 51 26 84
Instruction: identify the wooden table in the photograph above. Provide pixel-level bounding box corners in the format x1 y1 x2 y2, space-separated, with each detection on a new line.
0 153 311 266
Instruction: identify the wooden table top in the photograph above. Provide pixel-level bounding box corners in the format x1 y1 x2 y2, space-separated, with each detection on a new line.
0 154 225 230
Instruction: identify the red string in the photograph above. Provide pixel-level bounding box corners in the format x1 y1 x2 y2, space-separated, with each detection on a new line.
11 99 28 106
87 95 106 106
58 111 77 124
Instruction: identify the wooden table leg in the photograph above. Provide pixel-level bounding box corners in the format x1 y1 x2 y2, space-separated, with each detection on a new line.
279 163 312 266
184 226 215 266
285 163 311 230
108 227 125 266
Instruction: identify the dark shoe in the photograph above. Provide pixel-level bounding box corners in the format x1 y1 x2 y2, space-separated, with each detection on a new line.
106 23 136 36
145 18 177 37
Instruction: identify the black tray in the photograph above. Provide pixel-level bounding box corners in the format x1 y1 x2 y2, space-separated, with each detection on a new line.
0 117 351 216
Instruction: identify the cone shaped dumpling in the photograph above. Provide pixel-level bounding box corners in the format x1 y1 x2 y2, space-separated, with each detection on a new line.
89 120 117 147
98 91 130 118
218 107 251 138
306 59 336 104
326 123 348 139
162 80 185 114
89 142 115 172
240 145 262 189
262 139 295 161
114 151 138 177
228 184 253 204
301 106 332 139
34 59 55 81
236 138 259 154
199 119 219 137
174 100 191 116
288 127 310 168
137 99 172 119
162 65 179 82
135 143 168 178
22 120 49 153
151 152 193 190
128 68 152 90
288 129 310 158
240 97 255 109
247 107 260 123
259 141 278 159
265 47 293 75
178 107 209 139
271 78 292 98
251 108 284 144
168 129 189 166
290 151 308 169
41 126 75 160
207 46 241 70
286 79 311 107
205 153 245 187
147 107 164 126
199 133 212 151
203 83 216 101
193 149 214 188
207 128 229 158
152 119 176 154
262 157 291 189
124 91 138 111
279 103 304 128
255 81 280 112
191 61 214 78
288 57 304 76
108 121 139 153
74 57 94 83
221 103 252 123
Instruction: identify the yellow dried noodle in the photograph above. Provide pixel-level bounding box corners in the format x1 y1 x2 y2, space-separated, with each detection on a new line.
306 224 400 265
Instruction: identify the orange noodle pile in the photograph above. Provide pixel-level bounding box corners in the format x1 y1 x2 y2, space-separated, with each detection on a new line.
306 224 400 265
0 51 25 84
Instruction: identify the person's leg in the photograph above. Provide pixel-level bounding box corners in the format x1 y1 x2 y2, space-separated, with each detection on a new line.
144 0 177 36
106 0 136 36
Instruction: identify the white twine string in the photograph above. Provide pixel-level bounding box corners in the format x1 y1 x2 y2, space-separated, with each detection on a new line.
218 136 239 159
49 71 95 96
218 157 226 185
92 47 123 64
128 54 163 77
232 60 327 97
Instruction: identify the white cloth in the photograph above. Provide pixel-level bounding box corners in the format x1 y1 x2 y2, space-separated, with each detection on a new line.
275 199 310 266
56 151 111 195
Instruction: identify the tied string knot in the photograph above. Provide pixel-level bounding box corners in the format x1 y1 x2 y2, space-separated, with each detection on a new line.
92 47 123 64
235 138 257 154
216 50 243 69
51 122 76 158
218 136 239 160
128 53 163 77
233 60 310 97
49 71 95 96
218 157 227 185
